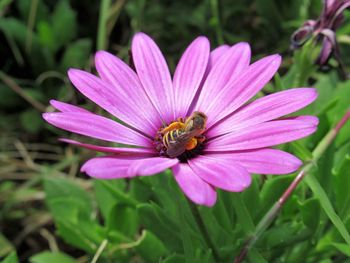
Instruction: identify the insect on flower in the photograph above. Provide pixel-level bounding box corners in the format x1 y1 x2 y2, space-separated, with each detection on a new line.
43 32 318 206
158 111 207 158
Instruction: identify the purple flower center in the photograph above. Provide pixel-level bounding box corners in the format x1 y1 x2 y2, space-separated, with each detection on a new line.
153 111 207 161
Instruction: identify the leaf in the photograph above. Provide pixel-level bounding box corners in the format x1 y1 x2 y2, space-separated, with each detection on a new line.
299 198 321 233
1 251 18 263
0 84 25 110
20 109 43 133
94 180 138 207
44 177 93 221
259 175 294 216
29 251 76 263
241 177 261 222
289 141 313 162
55 219 99 253
93 179 127 221
0 234 14 257
107 204 138 237
0 17 54 73
137 203 182 252
60 39 92 72
16 0 49 24
37 21 56 52
331 242 350 257
161 254 185 263
44 178 104 253
51 0 77 50
305 173 350 246
135 230 169 262
333 154 350 217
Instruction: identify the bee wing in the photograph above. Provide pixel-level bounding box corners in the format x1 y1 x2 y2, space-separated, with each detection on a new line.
166 145 186 158
166 132 194 158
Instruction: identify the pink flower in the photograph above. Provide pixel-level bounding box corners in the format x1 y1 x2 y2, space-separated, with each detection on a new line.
43 33 318 206
291 0 350 66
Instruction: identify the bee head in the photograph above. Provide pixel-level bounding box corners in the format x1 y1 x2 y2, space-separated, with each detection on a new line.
186 111 207 131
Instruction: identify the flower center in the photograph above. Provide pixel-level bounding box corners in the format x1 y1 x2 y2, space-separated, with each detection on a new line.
154 111 207 161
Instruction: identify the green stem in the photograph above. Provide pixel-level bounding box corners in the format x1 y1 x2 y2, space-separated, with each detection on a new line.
25 0 39 53
234 109 350 263
210 0 224 45
97 0 111 50
186 198 220 261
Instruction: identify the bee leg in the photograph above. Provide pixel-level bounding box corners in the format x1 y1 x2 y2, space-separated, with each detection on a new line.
197 135 206 143
185 138 197 150
160 122 185 134
177 117 185 123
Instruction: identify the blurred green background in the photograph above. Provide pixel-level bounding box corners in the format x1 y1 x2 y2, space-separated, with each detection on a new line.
1 0 350 262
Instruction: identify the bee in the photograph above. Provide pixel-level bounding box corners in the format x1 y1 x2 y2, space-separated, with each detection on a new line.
161 111 207 158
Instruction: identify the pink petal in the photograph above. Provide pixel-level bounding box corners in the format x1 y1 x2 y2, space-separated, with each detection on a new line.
95 51 162 133
173 36 210 118
50 100 90 113
207 117 318 151
204 55 282 128
289 115 319 125
172 163 217 207
43 112 152 147
68 69 159 136
188 155 251 192
59 138 157 155
205 149 302 174
132 32 174 123
195 43 251 119
207 88 318 137
208 44 230 71
81 156 139 179
127 157 178 176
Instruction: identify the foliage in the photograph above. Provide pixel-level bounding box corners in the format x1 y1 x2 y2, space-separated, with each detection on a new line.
1 0 350 262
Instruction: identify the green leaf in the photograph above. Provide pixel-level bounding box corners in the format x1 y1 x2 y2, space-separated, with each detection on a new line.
305 173 350 246
0 234 14 257
107 204 138 236
95 180 138 207
259 175 294 216
331 242 350 257
1 251 18 263
289 141 313 162
37 21 56 52
44 178 104 253
137 203 182 252
20 109 43 133
55 219 99 253
51 0 77 50
161 254 185 263
29 251 76 263
241 177 261 221
135 230 169 262
333 153 350 215
0 17 54 73
0 84 24 109
16 0 49 23
44 177 93 221
60 39 92 72
299 198 321 233
93 179 127 220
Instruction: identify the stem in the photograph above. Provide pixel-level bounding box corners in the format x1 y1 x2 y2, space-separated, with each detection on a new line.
0 71 46 112
97 0 111 50
91 239 108 263
25 0 39 53
234 109 350 263
210 0 224 45
186 198 220 261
